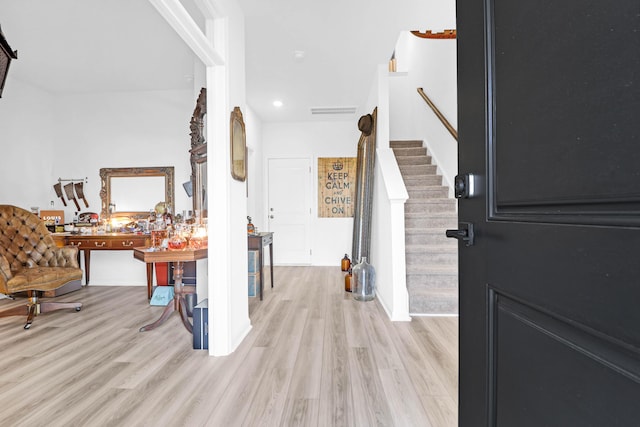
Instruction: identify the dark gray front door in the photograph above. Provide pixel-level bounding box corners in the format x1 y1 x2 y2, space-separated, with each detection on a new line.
456 1 640 425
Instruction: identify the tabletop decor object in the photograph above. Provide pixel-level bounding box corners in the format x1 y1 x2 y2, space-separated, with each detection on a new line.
353 257 375 302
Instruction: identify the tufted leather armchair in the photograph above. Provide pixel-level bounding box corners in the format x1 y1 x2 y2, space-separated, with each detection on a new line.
0 205 83 329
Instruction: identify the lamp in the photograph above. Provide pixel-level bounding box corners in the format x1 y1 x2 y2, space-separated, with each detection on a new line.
0 25 18 98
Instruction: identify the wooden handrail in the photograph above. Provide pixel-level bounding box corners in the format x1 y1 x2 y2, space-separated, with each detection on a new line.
417 87 458 141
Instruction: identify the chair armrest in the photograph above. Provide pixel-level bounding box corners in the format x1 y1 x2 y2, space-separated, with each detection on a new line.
0 254 12 294
54 246 80 269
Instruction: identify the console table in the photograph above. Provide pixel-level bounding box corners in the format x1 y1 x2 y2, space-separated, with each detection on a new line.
248 232 274 300
134 247 208 333
53 233 150 286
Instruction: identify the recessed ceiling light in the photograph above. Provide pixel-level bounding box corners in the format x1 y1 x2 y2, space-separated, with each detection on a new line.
293 50 305 61
273 100 283 107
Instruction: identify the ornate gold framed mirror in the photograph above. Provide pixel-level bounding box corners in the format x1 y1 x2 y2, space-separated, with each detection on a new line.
99 166 175 220
189 88 207 217
230 106 246 182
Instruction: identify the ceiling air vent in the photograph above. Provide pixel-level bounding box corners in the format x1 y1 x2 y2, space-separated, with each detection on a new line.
310 106 357 115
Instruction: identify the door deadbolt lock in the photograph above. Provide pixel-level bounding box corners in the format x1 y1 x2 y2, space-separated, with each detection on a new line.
454 173 476 199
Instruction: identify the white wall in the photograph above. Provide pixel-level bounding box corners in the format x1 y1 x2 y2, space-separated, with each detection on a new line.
0 77 56 209
245 106 264 231
58 89 194 286
219 0 252 353
0 76 194 287
1 0 252 356
261 120 360 266
362 65 411 321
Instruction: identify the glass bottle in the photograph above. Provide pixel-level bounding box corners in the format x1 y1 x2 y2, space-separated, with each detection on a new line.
167 225 187 250
164 203 173 227
247 216 255 234
146 209 154 234
353 257 375 301
341 254 351 271
344 267 353 292
151 213 167 249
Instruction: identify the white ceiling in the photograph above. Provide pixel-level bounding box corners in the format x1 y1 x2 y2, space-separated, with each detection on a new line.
0 0 455 123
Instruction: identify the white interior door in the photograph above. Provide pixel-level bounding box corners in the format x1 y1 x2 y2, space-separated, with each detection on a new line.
267 158 311 265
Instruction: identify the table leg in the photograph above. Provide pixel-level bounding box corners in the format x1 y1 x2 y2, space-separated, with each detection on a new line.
269 242 274 288
259 245 264 301
139 261 193 333
139 299 176 332
178 296 193 333
83 250 91 285
146 263 154 299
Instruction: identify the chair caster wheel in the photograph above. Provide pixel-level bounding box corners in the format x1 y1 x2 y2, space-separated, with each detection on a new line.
76 307 82 312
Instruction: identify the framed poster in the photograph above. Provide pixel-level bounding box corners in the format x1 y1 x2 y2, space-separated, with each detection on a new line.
318 157 357 218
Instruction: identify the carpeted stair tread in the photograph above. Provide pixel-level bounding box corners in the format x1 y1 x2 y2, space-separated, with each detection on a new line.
405 199 456 214
405 227 455 245
409 289 458 315
390 140 423 148
405 244 457 253
406 264 458 274
407 186 450 198
392 147 428 157
406 246 457 267
399 164 438 175
403 175 443 186
404 213 457 228
396 155 433 165
406 271 458 289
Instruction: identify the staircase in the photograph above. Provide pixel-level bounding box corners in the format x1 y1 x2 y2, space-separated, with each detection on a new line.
391 140 458 315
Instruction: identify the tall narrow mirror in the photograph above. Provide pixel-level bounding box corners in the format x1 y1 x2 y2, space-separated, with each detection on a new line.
189 88 207 218
230 107 246 181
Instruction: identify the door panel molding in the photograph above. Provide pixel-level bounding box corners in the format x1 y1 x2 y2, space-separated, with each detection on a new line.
491 289 640 383
490 290 640 424
459 0 640 423
485 0 640 227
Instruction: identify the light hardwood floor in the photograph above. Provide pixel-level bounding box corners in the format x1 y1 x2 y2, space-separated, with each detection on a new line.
0 266 458 426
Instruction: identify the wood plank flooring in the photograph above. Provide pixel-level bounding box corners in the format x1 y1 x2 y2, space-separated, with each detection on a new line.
0 266 458 426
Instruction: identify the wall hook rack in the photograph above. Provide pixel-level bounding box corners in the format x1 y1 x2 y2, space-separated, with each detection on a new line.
58 177 88 184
